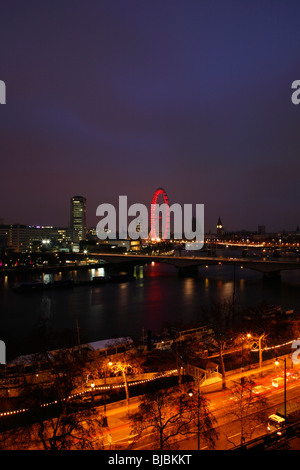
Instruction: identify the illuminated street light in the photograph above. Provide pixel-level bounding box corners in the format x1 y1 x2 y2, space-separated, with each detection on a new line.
241 333 252 369
91 382 95 404
275 356 287 421
101 359 112 427
188 385 201 450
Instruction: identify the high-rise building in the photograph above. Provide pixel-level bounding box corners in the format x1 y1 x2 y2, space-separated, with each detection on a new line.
70 196 86 244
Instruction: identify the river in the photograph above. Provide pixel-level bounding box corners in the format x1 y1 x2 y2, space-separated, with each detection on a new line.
1 253 300 360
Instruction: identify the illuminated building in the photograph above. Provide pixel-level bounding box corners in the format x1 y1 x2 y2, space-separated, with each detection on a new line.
0 224 74 252
70 196 87 248
217 217 223 240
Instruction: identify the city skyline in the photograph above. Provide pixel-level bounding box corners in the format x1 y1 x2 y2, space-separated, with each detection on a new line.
1 191 300 236
1 1 300 233
0 192 298 236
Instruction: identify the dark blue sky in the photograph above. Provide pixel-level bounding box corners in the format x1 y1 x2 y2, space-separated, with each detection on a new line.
1 0 300 233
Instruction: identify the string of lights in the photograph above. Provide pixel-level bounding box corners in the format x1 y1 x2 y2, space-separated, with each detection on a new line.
0 369 177 418
251 338 298 352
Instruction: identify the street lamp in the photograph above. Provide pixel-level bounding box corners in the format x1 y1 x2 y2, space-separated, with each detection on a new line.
91 382 95 404
275 356 287 422
241 333 251 369
102 360 112 427
188 386 201 450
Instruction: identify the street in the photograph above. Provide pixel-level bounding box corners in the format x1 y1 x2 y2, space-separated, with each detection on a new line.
97 358 300 450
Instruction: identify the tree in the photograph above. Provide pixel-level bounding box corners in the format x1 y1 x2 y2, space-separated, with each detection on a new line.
248 332 268 374
0 347 106 450
202 300 238 390
234 332 253 368
227 377 269 447
129 384 217 450
0 406 104 450
108 349 144 410
187 384 219 450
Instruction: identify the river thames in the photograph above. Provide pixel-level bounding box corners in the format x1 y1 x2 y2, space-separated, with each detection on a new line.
1 254 300 360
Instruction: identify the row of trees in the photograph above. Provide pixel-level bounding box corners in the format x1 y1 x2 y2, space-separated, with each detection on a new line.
179 299 300 390
0 346 106 449
1 299 297 450
130 375 269 449
0 338 271 450
0 377 269 450
129 383 218 450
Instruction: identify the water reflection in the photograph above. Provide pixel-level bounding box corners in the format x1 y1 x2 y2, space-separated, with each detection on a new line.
90 267 105 279
183 278 195 298
1 262 300 358
117 283 129 305
43 273 53 284
39 295 53 321
223 281 234 298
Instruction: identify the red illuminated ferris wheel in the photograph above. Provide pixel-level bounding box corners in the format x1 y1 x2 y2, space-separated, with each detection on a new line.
149 188 170 240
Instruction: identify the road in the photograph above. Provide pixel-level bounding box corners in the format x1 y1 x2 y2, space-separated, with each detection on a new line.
98 360 300 450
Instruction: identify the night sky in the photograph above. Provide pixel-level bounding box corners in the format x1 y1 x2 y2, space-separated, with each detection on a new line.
1 1 300 233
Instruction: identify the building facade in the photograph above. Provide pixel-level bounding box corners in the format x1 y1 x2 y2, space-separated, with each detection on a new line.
70 196 87 247
0 224 74 252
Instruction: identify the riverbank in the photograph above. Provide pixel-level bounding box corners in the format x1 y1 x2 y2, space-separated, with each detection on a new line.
0 262 106 276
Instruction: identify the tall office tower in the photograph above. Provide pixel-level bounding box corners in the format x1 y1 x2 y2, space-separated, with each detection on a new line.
70 196 87 243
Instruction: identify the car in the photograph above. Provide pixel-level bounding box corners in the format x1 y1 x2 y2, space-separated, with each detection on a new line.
289 371 300 381
252 385 269 395
272 377 285 387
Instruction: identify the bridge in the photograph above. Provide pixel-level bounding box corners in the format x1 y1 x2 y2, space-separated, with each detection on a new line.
88 252 300 279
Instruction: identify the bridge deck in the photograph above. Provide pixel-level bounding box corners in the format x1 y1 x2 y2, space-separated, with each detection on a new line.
88 252 300 273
